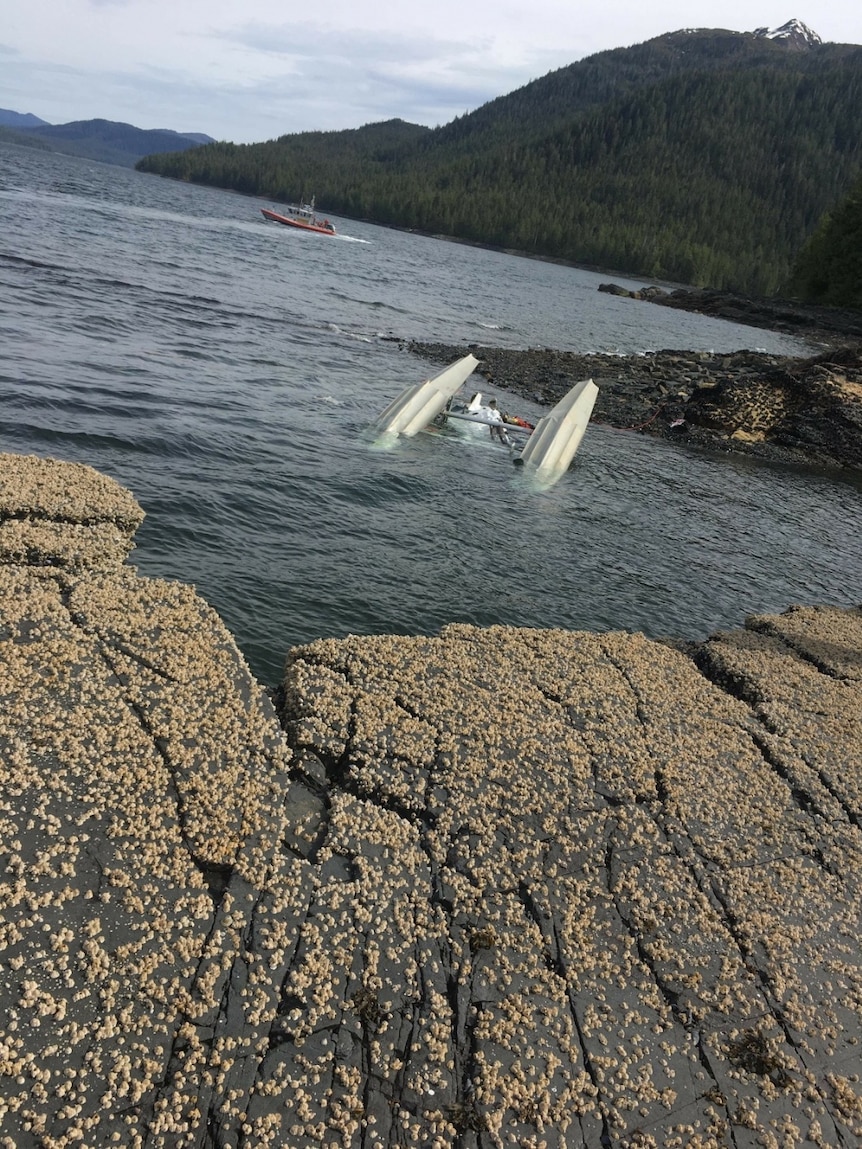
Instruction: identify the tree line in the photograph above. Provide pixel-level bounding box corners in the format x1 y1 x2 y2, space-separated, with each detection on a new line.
137 30 862 303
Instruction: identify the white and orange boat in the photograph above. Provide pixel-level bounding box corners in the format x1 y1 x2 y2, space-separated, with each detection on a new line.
260 197 336 235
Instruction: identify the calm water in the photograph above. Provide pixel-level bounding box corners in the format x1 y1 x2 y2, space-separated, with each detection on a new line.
2 142 860 685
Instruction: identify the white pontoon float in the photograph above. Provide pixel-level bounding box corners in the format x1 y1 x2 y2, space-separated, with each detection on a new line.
372 354 598 488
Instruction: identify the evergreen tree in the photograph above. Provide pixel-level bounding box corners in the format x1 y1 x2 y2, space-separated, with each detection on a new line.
790 175 862 309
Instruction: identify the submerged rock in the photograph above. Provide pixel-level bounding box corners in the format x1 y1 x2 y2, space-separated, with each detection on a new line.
2 453 862 1147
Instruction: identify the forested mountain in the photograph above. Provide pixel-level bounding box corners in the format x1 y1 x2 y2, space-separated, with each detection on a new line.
135 22 862 295
1 114 213 167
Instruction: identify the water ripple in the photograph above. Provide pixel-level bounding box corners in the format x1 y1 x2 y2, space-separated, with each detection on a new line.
2 140 859 685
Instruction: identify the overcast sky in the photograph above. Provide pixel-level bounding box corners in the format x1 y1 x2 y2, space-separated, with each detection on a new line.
1 3 858 144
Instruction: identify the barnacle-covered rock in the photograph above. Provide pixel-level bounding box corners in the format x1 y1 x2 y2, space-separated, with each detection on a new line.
0 452 144 567
2 453 861 1148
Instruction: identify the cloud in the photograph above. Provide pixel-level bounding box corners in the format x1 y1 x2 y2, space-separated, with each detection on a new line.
197 19 557 133
3 20 501 139
1 1 857 145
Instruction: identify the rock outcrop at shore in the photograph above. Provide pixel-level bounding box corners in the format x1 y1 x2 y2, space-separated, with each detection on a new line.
407 293 862 470
652 289 862 346
408 341 862 471
597 286 862 346
2 453 862 1148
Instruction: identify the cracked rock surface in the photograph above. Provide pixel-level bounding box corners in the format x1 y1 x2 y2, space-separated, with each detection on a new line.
2 452 862 1148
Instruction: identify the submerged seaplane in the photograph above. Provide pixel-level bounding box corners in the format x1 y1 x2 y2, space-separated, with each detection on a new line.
371 353 598 489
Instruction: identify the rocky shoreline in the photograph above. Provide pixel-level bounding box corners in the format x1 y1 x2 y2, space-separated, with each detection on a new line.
608 285 862 347
407 290 862 471
2 452 862 1148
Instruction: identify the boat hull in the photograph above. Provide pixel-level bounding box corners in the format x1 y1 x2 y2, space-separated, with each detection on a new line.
261 208 336 235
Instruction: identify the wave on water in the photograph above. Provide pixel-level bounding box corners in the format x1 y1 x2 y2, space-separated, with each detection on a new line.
333 294 415 318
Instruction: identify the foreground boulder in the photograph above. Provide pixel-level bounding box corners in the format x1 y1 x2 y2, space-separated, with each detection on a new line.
2 453 862 1147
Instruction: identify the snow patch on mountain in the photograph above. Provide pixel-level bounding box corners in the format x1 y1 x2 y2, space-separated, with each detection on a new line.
753 19 822 47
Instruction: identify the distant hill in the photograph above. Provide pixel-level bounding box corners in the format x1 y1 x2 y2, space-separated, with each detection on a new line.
137 20 862 297
0 110 214 167
0 109 49 129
